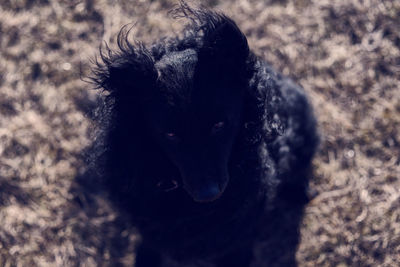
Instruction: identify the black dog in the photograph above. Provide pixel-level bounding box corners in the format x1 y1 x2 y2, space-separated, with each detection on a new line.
89 4 318 267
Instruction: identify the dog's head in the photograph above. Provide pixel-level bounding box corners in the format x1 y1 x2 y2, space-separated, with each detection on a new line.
92 6 252 202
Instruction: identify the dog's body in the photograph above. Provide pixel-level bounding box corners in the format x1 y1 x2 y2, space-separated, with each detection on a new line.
89 5 318 267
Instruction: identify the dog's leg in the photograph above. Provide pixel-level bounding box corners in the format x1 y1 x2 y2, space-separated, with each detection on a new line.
135 243 162 267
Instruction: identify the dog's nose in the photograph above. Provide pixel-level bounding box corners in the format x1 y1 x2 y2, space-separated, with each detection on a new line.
192 183 223 203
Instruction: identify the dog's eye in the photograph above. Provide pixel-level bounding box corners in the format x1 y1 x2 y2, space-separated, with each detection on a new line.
211 121 225 135
165 132 179 142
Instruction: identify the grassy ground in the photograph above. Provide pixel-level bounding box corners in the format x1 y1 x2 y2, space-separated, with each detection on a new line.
0 0 399 266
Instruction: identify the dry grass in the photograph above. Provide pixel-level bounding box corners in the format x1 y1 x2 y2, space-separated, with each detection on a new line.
0 0 399 266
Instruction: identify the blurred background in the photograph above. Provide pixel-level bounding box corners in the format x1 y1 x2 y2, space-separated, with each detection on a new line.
0 0 399 266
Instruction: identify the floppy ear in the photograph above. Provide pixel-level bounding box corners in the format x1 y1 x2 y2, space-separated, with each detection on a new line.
174 3 249 61
201 15 250 64
90 28 157 100
191 12 250 81
105 54 157 99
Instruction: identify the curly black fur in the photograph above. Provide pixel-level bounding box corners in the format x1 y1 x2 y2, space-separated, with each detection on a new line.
87 3 318 267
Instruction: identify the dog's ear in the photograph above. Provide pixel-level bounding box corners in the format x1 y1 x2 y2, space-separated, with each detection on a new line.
189 11 250 81
106 54 157 98
174 4 249 65
91 30 157 99
201 14 249 64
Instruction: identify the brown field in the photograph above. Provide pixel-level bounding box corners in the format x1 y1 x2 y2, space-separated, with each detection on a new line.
0 0 399 266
